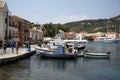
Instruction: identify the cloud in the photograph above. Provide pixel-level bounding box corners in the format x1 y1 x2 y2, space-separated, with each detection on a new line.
47 15 91 24
18 14 91 24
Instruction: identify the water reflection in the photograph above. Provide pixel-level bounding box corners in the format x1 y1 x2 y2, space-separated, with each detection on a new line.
0 43 120 80
0 58 31 80
85 43 120 52
37 58 77 71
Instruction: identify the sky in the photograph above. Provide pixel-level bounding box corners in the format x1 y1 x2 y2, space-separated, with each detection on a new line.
4 0 120 24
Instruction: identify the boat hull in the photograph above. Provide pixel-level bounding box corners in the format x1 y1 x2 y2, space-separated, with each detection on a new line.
40 52 77 59
95 38 120 43
103 39 119 43
84 52 110 58
35 48 77 59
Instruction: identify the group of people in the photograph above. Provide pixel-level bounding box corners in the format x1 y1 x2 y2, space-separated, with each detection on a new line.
3 40 19 54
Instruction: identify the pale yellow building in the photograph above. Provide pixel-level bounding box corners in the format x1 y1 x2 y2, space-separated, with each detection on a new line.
30 27 43 42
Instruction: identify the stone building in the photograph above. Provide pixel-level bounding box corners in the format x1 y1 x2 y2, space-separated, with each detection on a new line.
9 16 31 44
0 1 9 41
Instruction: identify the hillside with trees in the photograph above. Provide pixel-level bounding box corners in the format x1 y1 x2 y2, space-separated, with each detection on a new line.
42 15 120 37
63 15 120 33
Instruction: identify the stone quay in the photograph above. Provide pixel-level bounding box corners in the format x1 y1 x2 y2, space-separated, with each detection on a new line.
0 45 35 65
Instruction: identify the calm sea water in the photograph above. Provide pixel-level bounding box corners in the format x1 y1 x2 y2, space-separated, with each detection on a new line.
0 43 120 80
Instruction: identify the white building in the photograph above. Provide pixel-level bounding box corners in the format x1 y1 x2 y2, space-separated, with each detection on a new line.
76 33 85 40
0 1 9 40
57 30 64 39
106 32 119 39
30 27 43 42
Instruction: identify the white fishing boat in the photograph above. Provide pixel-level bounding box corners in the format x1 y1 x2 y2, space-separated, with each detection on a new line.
35 36 86 59
95 36 119 43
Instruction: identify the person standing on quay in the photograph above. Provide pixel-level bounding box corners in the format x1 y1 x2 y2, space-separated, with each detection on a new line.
10 40 15 53
16 41 19 54
3 40 7 53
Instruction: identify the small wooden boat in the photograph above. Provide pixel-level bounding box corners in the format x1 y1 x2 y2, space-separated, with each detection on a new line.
35 46 77 59
83 52 110 58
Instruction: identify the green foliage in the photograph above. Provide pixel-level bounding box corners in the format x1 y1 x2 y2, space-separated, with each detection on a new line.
63 19 107 32
43 23 70 37
30 23 34 28
84 36 94 42
63 15 120 33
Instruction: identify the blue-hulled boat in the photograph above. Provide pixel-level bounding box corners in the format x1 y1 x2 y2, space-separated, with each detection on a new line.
35 46 77 59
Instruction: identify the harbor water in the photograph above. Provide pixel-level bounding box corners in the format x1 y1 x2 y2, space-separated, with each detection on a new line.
0 43 120 80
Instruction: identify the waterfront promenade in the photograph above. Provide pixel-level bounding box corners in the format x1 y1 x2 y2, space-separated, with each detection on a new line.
0 45 35 65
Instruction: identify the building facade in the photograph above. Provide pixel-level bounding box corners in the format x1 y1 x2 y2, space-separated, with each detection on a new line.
0 1 9 40
30 26 43 42
0 1 44 45
9 16 31 44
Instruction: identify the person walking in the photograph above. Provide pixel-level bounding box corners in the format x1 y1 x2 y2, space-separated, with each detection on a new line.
16 41 19 54
10 40 15 53
3 40 7 53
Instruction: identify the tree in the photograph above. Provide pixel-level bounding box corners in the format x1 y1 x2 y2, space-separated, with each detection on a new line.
43 23 70 37
84 36 94 42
